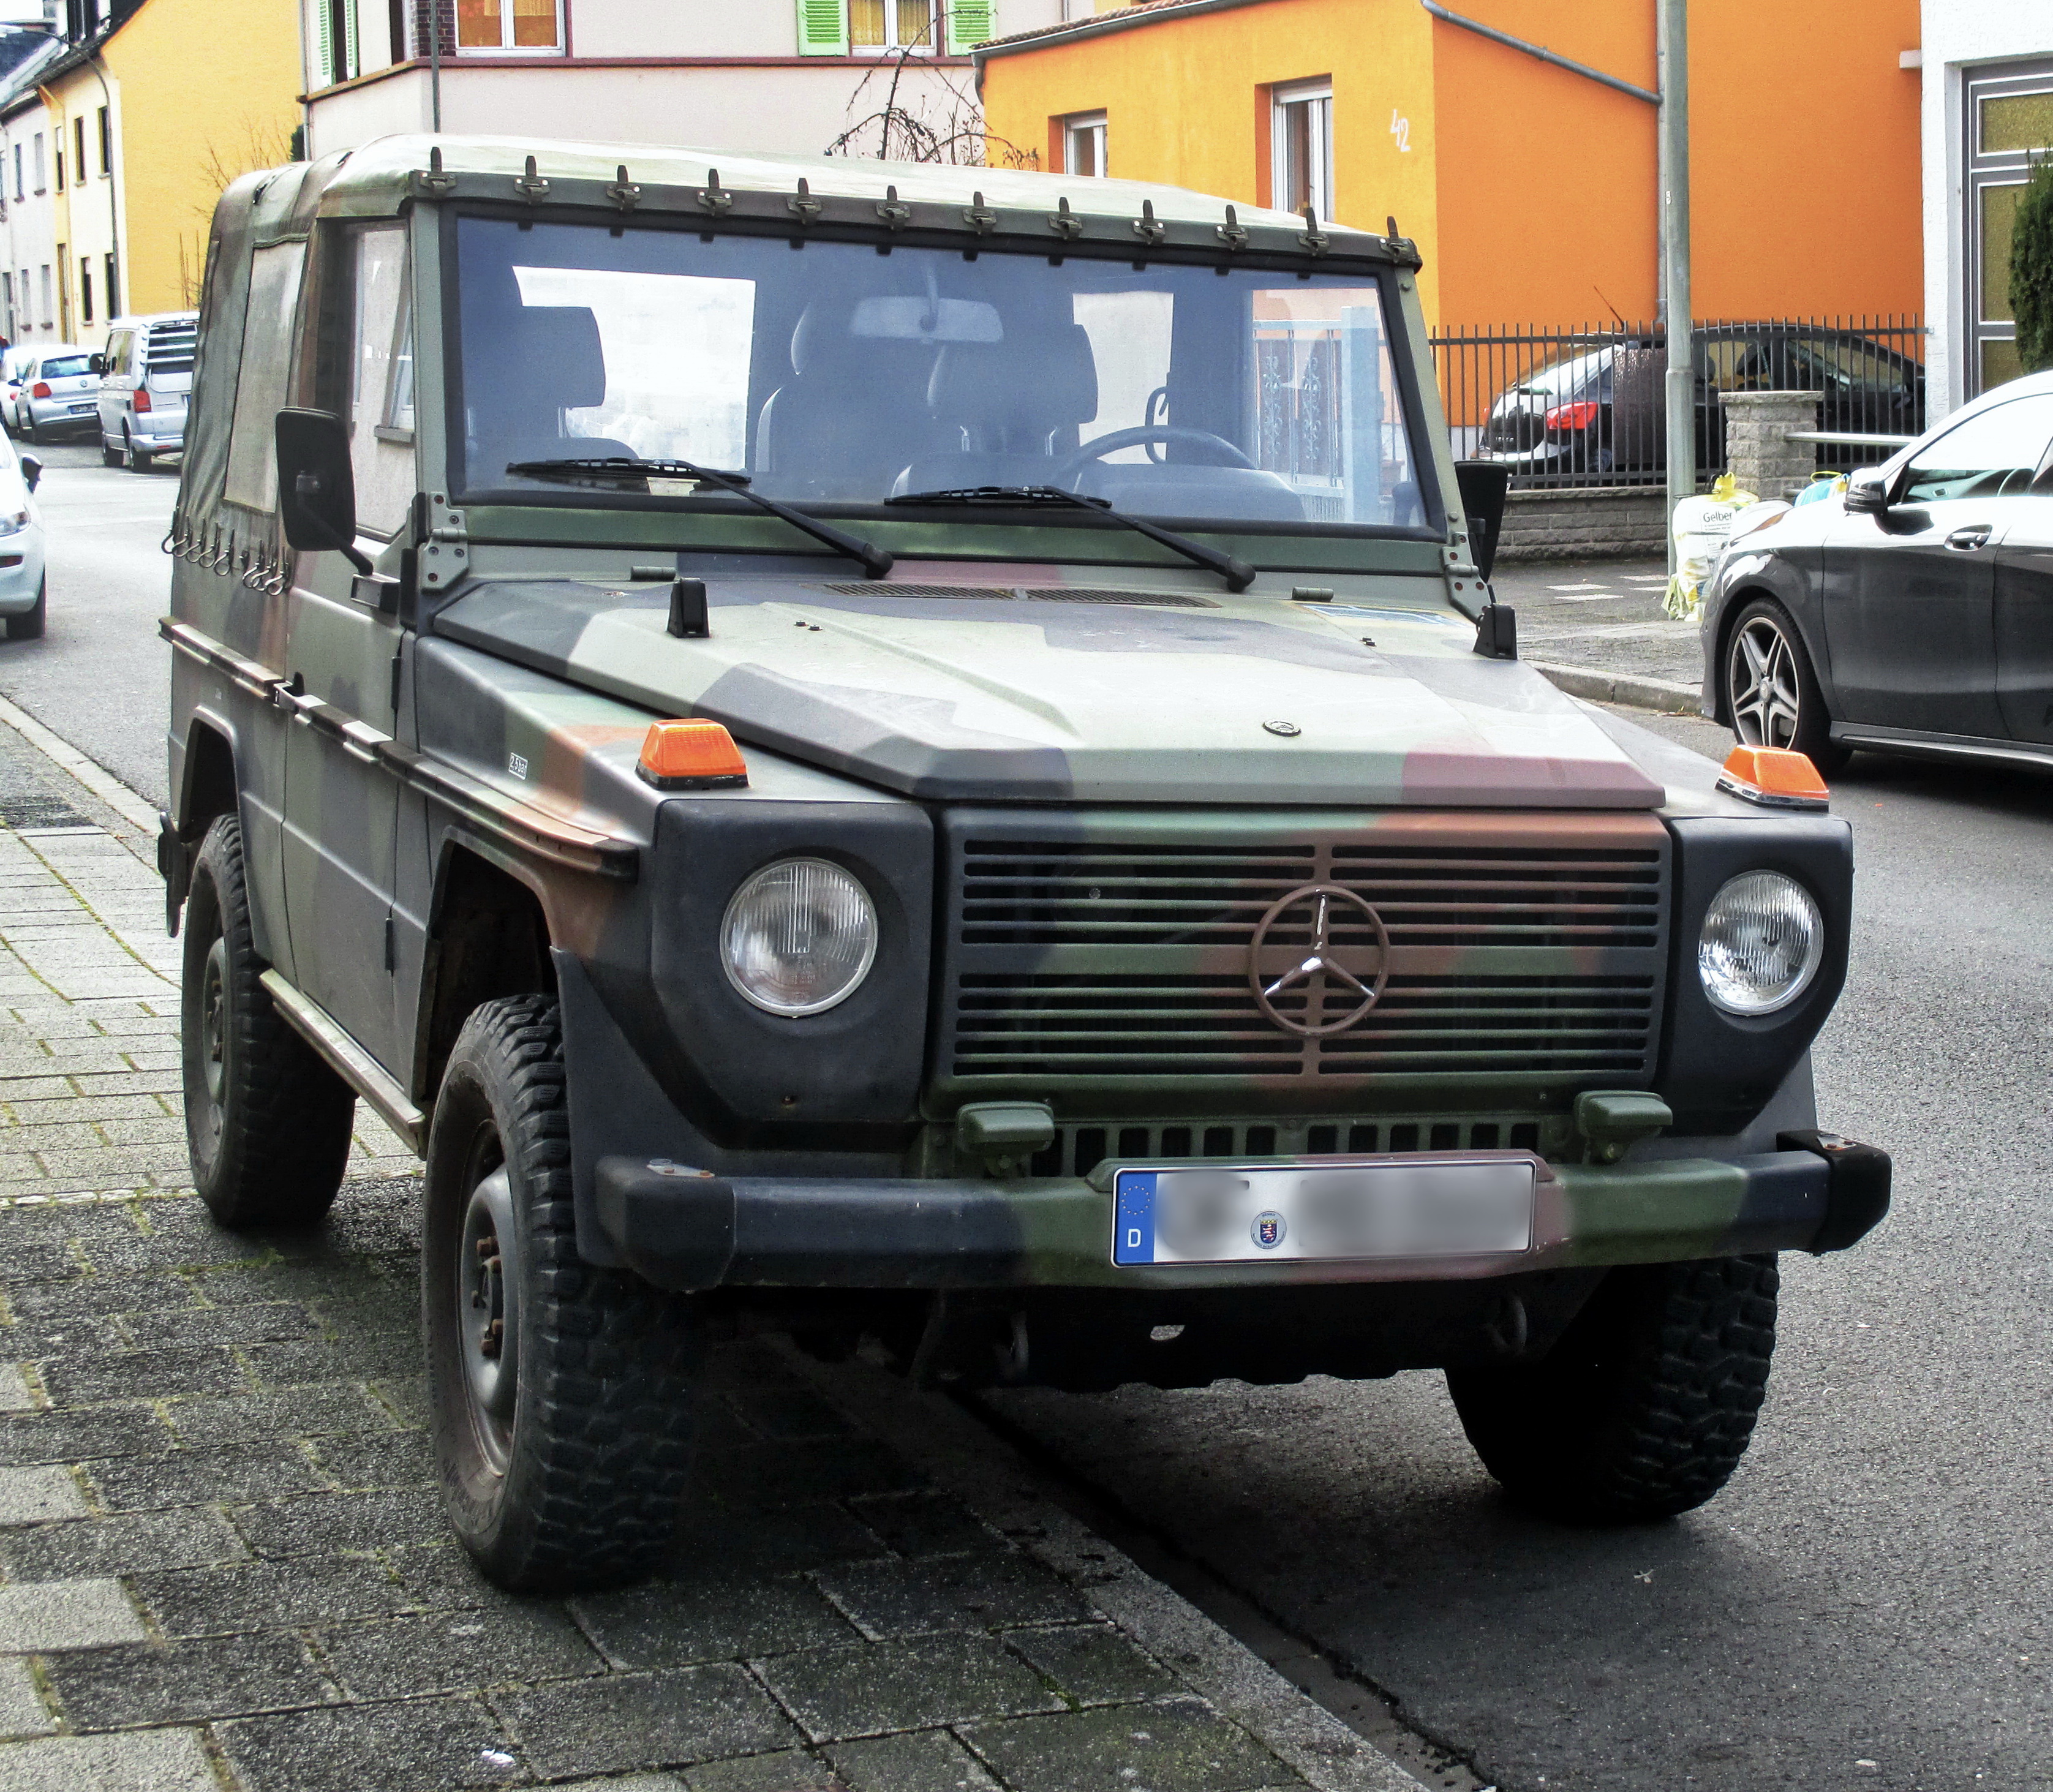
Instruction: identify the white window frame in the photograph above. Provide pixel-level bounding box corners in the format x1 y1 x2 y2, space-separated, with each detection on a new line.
1271 79 1334 224
1063 110 1107 178
847 0 939 55
454 0 566 56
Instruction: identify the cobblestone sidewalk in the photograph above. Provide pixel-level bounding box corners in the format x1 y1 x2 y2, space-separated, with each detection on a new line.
0 722 1425 1792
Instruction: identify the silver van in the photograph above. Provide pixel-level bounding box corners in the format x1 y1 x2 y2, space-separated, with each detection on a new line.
96 311 197 470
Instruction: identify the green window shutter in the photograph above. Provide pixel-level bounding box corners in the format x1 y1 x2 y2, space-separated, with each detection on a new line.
344 0 360 78
945 1 993 53
796 0 848 55
316 0 334 84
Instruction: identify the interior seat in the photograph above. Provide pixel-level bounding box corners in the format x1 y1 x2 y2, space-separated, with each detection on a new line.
894 323 1100 495
474 306 638 482
754 304 941 501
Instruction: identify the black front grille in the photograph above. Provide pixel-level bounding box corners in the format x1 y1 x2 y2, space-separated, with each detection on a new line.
1031 1115 1547 1179
936 813 1671 1099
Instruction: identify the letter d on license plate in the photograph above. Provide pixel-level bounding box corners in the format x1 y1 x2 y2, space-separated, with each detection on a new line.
1113 1158 1536 1266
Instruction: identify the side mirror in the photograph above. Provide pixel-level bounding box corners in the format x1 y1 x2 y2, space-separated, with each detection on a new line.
275 408 370 574
19 454 39 492
1844 465 1891 515
88 354 105 375
1454 459 1512 582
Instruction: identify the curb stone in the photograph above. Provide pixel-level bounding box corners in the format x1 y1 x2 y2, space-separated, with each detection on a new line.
1531 658 1703 716
799 1350 1433 1792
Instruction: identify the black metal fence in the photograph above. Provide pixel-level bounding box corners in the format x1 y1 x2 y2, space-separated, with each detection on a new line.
1430 315 1927 490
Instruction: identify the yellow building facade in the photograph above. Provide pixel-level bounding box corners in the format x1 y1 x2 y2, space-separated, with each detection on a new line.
34 0 301 339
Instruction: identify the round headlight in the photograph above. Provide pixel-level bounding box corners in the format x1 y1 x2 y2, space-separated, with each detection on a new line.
1698 871 1823 1015
721 857 878 1017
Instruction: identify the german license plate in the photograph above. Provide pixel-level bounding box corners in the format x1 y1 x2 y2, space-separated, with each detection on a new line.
67 402 93 414
1112 1157 1536 1266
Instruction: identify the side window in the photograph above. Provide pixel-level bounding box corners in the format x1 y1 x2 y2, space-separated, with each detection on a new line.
1899 394 2053 504
348 225 415 536
224 242 308 513
109 331 134 377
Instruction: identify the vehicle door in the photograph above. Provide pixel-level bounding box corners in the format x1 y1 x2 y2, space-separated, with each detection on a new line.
280 223 415 1065
1820 391 2053 738
96 329 132 440
1993 451 2053 745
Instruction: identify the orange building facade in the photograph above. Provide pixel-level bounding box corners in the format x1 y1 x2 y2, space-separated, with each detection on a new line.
975 0 1924 333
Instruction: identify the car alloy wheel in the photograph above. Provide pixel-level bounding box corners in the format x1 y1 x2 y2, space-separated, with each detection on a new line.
1728 613 1804 750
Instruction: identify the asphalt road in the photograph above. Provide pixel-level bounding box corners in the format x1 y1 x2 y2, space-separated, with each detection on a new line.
0 435 177 808
990 715 2053 1792
9 466 2049 1788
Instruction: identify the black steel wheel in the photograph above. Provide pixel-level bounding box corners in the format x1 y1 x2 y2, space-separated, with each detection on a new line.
4 581 43 641
1723 598 1844 769
1447 1254 1779 1524
179 813 355 1226
423 994 701 1593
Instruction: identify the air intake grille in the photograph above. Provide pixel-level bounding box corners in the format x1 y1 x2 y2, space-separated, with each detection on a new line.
822 583 1214 608
937 812 1670 1096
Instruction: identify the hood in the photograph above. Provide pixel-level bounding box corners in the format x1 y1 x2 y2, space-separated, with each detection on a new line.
431 572 1665 809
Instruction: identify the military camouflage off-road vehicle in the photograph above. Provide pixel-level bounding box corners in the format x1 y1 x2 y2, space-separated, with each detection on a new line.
161 136 1890 1592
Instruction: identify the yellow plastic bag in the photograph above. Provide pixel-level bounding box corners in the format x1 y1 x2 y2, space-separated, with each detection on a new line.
1665 472 1758 620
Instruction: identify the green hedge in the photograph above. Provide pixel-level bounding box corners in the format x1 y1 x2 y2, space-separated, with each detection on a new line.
2016 156 2053 374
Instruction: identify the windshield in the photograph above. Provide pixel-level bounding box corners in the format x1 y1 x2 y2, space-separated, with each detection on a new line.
452 216 1423 531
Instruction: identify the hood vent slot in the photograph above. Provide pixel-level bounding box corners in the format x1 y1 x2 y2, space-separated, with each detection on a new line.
822 582 1215 608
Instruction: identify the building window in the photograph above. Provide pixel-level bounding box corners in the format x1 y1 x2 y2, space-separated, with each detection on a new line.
72 117 85 188
317 0 361 83
79 257 92 327
51 132 61 194
2 273 11 340
37 265 50 329
1271 80 1333 222
104 252 117 320
97 107 109 176
1062 110 1107 176
849 0 933 51
12 145 20 203
31 135 42 195
455 0 562 51
1965 59 2053 397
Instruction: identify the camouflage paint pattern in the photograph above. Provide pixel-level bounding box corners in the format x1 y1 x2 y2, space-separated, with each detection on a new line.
161 136 1859 1294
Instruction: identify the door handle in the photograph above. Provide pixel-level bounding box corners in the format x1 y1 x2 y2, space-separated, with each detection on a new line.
1946 525 1992 551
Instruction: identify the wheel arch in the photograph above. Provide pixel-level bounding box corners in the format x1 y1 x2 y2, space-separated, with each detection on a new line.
411 835 558 1113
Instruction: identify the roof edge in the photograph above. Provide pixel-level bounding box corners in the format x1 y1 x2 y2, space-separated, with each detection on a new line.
974 0 1281 59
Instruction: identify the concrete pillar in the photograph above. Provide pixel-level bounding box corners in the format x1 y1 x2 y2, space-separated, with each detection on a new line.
1720 390 1821 502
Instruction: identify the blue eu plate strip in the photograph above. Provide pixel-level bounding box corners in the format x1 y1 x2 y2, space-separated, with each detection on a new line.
1113 1171 1156 1265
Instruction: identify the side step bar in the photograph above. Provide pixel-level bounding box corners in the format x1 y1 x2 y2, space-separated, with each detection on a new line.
259 970 427 1156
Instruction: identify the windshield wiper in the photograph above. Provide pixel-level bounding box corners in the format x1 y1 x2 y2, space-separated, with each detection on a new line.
886 486 1254 592
505 456 894 579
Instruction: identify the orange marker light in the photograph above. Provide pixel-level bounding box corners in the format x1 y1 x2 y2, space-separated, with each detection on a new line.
1718 745 1828 810
636 720 748 791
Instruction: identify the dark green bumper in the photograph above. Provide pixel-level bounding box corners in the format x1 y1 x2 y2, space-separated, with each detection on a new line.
594 1134 1890 1293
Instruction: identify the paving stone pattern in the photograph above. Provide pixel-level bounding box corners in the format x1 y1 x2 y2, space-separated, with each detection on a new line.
0 761 1376 1789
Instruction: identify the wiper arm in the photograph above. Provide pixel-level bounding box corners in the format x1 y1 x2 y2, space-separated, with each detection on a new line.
505 456 894 579
887 485 1254 592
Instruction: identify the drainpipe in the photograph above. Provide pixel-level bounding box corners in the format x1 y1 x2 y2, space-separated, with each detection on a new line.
429 0 441 131
84 48 117 325
1656 0 1692 560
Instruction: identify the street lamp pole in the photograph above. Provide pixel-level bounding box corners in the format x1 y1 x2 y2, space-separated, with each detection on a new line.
1657 0 1693 572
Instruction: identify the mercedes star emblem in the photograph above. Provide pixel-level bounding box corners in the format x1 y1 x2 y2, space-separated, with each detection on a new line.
1247 883 1391 1037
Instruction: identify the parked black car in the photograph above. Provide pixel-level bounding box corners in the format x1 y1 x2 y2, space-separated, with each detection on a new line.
1701 368 2053 770
1479 326 1926 486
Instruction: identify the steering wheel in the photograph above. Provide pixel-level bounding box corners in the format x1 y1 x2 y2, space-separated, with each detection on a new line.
1054 426 1257 483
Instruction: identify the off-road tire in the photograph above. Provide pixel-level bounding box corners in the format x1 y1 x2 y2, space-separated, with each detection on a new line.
1723 598 1847 774
4 581 43 641
1447 1254 1779 1524
423 994 701 1593
179 812 355 1226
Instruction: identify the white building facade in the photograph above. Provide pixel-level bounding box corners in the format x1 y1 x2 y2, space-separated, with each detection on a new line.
0 36 64 347
301 1 1066 164
1921 0 2053 416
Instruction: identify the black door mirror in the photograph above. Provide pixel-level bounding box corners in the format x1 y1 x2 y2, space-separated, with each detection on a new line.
1454 459 1513 582
20 453 40 492
1844 465 1891 515
88 354 105 375
276 408 370 573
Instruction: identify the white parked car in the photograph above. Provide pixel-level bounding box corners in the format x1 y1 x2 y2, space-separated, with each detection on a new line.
0 347 35 435
10 345 97 443
0 434 45 639
96 311 197 470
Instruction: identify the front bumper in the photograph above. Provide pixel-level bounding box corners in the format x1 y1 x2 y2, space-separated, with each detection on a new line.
594 1134 1891 1293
